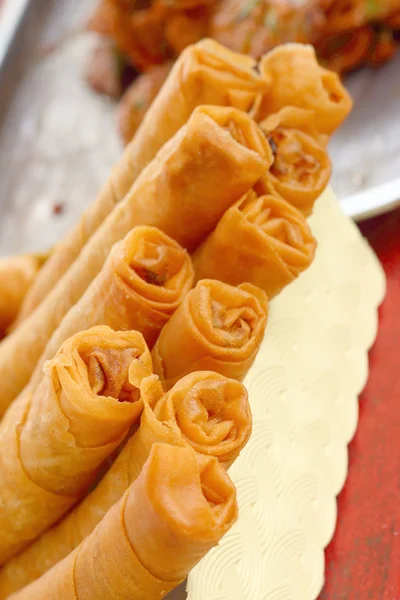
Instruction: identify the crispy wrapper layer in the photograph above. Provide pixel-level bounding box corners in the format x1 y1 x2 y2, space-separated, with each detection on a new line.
0 372 248 595
0 256 43 336
153 371 251 468
0 105 270 415
17 38 269 323
40 226 193 368
10 444 237 600
258 44 353 135
118 63 174 145
152 279 268 388
193 188 316 297
0 326 152 564
259 107 332 215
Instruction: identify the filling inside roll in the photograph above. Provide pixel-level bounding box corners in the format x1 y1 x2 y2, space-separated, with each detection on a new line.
41 327 153 450
240 190 315 273
153 371 251 465
267 127 329 194
192 281 262 352
81 347 141 403
151 279 267 388
258 108 331 214
116 227 193 307
130 239 185 288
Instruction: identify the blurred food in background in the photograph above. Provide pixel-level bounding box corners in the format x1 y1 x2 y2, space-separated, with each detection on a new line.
85 0 400 144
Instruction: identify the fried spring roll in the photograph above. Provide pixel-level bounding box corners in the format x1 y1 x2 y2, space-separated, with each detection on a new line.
118 62 174 145
40 226 193 368
0 373 247 595
193 188 316 297
259 107 332 215
0 326 152 564
258 44 353 135
0 255 44 336
18 39 269 322
152 279 268 389
8 443 237 600
0 105 271 415
152 371 251 468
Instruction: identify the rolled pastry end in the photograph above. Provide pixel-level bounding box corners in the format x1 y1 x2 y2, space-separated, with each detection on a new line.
124 442 238 582
115 226 194 311
153 371 251 467
193 187 316 297
152 279 267 388
258 43 353 135
260 108 332 215
43 325 153 447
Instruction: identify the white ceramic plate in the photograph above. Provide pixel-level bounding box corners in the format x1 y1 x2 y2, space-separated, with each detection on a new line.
330 52 400 221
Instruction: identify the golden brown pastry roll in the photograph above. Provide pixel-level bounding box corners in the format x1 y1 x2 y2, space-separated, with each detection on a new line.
40 226 193 368
193 188 316 297
118 62 174 145
0 255 43 336
8 443 237 600
0 105 270 416
0 326 152 564
259 107 332 215
0 373 246 596
152 279 268 388
258 43 353 135
18 39 269 323
152 371 251 468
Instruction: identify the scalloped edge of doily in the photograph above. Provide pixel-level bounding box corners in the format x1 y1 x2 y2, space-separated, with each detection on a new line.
183 187 386 600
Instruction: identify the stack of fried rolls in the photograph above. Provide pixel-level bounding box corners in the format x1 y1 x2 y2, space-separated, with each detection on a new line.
0 104 272 415
7 443 238 600
193 186 317 295
0 372 249 596
0 38 354 600
36 225 194 371
0 326 153 564
17 39 269 323
152 280 268 389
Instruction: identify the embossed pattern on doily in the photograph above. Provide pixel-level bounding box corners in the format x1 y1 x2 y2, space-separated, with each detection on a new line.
184 188 386 600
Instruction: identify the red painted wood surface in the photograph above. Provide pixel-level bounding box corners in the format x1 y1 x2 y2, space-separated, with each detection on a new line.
320 206 400 599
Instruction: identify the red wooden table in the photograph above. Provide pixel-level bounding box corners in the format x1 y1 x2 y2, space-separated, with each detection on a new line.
320 206 400 599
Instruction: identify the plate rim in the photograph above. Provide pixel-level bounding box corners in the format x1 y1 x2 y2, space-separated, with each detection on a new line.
340 177 400 222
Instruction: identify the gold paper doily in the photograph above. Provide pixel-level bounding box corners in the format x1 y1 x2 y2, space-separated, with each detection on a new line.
170 188 385 600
